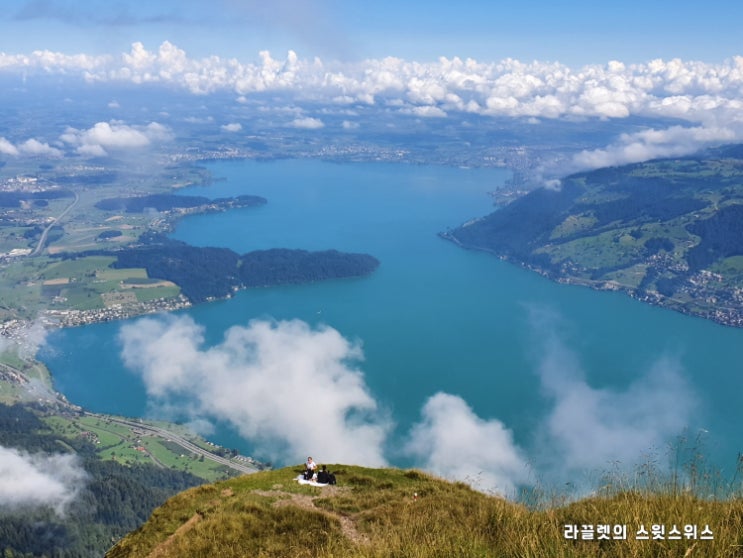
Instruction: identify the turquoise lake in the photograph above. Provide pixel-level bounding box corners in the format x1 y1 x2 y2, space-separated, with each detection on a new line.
42 159 743 474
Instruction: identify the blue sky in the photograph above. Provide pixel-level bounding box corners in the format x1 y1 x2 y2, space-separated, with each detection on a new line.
1 0 741 65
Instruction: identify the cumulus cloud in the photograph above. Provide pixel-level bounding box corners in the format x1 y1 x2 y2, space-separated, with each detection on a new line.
406 393 529 496
60 120 172 157
18 138 63 158
289 116 325 129
0 137 20 156
0 446 86 515
401 105 448 118
0 137 62 158
1 42 742 128
1 43 742 164
220 122 242 132
119 315 390 466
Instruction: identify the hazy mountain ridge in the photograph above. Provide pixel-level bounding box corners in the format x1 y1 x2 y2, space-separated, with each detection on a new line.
446 145 743 327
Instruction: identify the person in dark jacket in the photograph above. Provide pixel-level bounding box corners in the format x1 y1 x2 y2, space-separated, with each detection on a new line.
317 465 330 483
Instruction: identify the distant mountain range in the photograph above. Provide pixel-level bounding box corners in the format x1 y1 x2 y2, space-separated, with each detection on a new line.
445 144 743 327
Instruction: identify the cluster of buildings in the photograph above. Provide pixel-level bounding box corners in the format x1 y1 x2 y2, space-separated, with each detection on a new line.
43 294 192 328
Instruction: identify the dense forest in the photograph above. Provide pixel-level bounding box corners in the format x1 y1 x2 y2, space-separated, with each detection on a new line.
112 237 241 302
0 403 204 558
240 248 380 287
686 204 743 271
108 236 379 303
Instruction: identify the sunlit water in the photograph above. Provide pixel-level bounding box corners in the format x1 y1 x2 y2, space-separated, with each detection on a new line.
42 159 743 475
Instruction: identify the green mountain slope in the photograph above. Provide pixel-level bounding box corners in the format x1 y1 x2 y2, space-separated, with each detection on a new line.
446 146 743 327
106 465 743 558
0 403 208 558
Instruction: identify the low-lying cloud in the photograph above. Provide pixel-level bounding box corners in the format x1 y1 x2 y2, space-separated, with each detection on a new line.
405 392 528 496
572 124 739 169
540 343 695 474
119 316 390 466
0 446 87 515
527 309 697 484
118 314 699 495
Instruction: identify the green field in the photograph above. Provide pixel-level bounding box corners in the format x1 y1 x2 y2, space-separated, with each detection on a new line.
134 285 181 302
41 414 241 483
31 256 180 310
97 267 148 281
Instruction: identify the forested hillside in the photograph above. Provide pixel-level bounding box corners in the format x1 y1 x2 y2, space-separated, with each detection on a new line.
0 404 205 558
447 147 743 327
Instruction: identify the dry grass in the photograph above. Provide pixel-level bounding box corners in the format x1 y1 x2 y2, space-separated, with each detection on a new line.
106 465 743 558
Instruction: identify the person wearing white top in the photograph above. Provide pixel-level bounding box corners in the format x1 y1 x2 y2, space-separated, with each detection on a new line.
304 456 317 480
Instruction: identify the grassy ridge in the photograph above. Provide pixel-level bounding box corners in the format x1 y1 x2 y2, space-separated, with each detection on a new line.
106 465 743 557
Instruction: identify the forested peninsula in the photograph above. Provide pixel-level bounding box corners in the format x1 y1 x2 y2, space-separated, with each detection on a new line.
70 233 380 304
444 145 743 327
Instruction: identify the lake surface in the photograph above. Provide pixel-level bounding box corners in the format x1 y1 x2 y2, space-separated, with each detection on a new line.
42 159 743 475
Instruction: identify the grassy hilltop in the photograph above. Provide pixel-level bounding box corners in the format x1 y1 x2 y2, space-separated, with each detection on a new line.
107 465 743 558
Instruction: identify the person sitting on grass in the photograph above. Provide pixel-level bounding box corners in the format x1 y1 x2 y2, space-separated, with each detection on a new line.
303 456 317 480
316 465 336 485
317 465 330 484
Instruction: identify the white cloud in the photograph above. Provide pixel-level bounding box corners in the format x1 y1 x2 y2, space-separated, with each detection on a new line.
61 120 172 157
341 120 359 129
402 105 448 118
1 42 741 132
183 116 214 124
119 315 390 466
532 330 696 479
0 137 62 158
405 393 529 496
0 446 86 515
0 320 48 361
18 139 63 158
4 46 743 164
108 100 120 109
289 116 325 129
117 313 700 496
572 124 738 169
17 319 49 360
0 137 20 156
221 122 243 132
